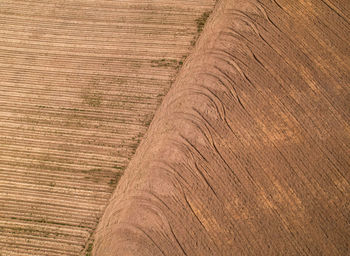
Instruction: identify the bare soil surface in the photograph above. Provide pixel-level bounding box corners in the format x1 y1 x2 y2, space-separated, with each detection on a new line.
95 0 350 255
0 0 215 255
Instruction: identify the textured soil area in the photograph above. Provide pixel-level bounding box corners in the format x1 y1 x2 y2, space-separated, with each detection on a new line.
0 0 215 255
95 0 350 255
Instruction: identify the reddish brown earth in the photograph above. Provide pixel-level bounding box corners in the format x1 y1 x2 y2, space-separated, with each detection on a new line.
95 0 350 255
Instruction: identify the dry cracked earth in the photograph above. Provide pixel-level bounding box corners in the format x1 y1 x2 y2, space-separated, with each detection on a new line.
1 0 350 255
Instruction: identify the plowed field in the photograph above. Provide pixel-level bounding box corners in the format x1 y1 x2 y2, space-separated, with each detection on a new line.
0 0 215 255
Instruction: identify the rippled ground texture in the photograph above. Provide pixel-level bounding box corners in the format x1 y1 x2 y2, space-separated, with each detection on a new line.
0 0 216 255
95 0 350 255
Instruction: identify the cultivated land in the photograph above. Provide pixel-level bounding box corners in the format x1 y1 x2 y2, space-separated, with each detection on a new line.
0 0 215 255
95 0 350 255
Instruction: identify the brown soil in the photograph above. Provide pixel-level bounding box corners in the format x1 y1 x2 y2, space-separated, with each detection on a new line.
0 0 215 255
94 0 350 255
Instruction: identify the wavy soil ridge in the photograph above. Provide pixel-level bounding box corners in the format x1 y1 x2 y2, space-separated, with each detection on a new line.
94 0 350 255
0 0 216 255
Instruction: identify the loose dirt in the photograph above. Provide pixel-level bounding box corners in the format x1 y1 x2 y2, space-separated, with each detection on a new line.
0 0 215 255
94 0 350 255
